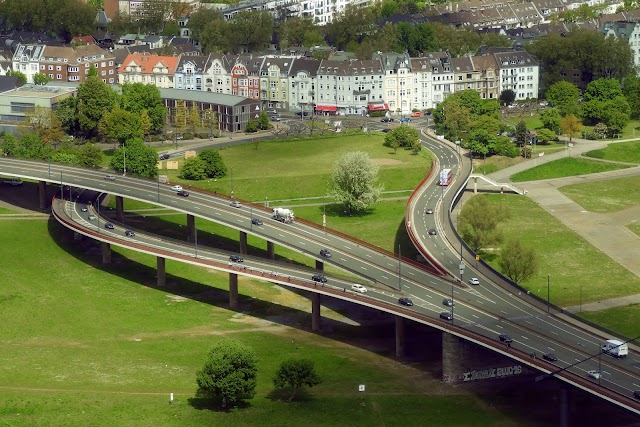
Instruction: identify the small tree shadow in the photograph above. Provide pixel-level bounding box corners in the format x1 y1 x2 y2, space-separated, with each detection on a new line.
266 387 313 403
323 202 373 218
187 391 252 412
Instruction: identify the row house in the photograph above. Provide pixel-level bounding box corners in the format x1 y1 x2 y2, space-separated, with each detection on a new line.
118 53 179 88
12 44 116 84
376 53 412 115
174 55 208 91
231 55 264 99
203 55 233 94
260 57 295 111
493 50 539 100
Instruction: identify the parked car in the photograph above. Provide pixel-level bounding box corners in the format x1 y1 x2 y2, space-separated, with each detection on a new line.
125 230 135 237
312 274 327 283
380 117 394 122
251 218 263 226
319 249 332 258
81 206 88 212
428 229 437 235
170 185 183 192
104 222 114 230
271 116 281 122
440 311 453 321
398 297 414 306
442 298 454 307
543 353 558 362
159 154 170 160
499 334 513 344
230 201 241 208
295 111 309 116
266 109 277 114
177 190 189 197
351 284 367 293
229 255 244 263
104 175 116 181
469 277 480 285
587 370 602 380
400 117 411 123
410 112 422 117
425 208 433 214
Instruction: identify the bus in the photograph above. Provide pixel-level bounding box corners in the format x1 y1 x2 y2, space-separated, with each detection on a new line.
439 168 452 186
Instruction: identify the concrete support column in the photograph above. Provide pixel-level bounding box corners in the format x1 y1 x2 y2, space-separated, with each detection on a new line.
560 388 569 427
239 231 248 254
186 214 195 242
157 256 166 287
115 196 124 223
473 176 478 194
311 292 321 331
101 242 111 264
315 260 324 271
267 241 275 260
229 272 238 309
442 332 462 383
395 315 405 358
38 180 47 210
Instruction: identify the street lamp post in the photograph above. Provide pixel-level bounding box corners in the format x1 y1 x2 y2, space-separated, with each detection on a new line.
194 220 198 259
122 142 127 176
398 244 402 292
547 274 550 313
250 196 253 230
230 167 235 199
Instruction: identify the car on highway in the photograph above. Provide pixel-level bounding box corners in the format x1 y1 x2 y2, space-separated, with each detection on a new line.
159 154 170 160
428 228 437 235
104 222 114 230
410 111 422 117
229 255 244 263
351 284 367 293
425 208 433 214
400 117 411 123
177 190 189 197
251 218 263 226
380 117 394 122
587 370 602 380
125 230 135 237
230 201 241 208
312 274 327 283
170 185 183 192
543 353 558 362
469 277 480 285
634 390 640 400
81 206 88 212
88 214 97 220
320 249 332 258
499 334 513 344
440 311 453 321
398 297 414 306
104 174 116 181
442 298 454 307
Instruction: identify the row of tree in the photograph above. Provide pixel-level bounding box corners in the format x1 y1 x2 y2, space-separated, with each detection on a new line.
1 133 102 168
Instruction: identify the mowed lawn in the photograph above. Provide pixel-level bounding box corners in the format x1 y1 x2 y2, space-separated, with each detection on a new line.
160 133 433 201
558 176 640 213
510 157 631 182
583 139 640 163
0 219 533 427
579 304 640 338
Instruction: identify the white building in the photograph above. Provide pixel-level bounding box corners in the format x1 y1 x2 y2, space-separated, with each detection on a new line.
494 51 539 100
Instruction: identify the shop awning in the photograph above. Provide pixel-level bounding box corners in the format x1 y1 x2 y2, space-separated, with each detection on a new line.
316 105 338 112
368 103 389 111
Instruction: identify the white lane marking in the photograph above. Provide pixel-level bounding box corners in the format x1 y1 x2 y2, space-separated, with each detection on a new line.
366 254 372 258
520 336 529 340
526 321 532 325
500 310 508 315
551 331 559 335
298 242 305 246
215 212 222 215
382 276 389 280
495 325 503 329
408 271 414 276
194 206 201 210
472 314 479 318
340 258 347 262
360 267 367 270
344 246 351 250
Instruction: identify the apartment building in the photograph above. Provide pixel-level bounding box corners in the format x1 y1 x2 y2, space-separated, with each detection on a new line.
492 50 539 100
118 53 179 88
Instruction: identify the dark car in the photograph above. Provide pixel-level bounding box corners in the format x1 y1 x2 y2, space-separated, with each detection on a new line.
543 353 558 362
312 274 327 283
440 312 453 321
380 117 394 122
380 128 392 133
177 190 189 197
425 208 433 214
295 111 309 116
251 218 263 226
320 249 332 258
104 222 115 230
442 298 454 307
229 255 244 263
499 334 513 344
398 297 414 306
125 230 135 237
428 228 437 235
634 390 640 400
159 154 170 160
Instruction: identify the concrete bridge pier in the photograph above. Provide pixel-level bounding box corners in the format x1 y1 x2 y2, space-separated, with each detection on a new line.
157 256 166 286
115 196 124 223
311 292 321 331
267 241 275 259
101 242 112 264
186 214 195 242
229 272 239 309
239 231 248 254
395 316 405 357
38 181 47 210
473 176 478 194
560 387 570 427
315 260 324 271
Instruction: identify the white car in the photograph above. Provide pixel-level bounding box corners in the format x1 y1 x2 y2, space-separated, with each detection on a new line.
230 201 241 208
351 284 367 293
170 185 183 192
587 370 601 380
469 277 480 285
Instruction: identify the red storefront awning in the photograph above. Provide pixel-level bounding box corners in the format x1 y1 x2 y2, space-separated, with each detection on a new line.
368 103 389 111
316 105 338 112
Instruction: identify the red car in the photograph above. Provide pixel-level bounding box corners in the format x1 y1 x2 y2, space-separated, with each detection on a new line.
410 112 422 117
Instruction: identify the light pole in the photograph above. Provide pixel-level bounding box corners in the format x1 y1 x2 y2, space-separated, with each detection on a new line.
398 244 402 292
157 174 160 202
122 141 127 176
194 219 198 259
250 196 253 230
547 274 550 313
580 283 583 313
230 167 235 199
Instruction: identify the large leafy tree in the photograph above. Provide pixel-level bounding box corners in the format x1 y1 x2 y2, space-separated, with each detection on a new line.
545 81 580 117
324 4 376 50
499 240 538 284
514 120 529 146
76 143 103 168
180 157 208 181
331 151 383 215
188 8 230 53
228 11 273 53
109 138 158 178
6 70 27 84
580 78 630 130
622 75 640 120
77 76 119 137
560 114 583 143
55 96 80 135
273 358 322 402
121 83 166 134
384 125 419 153
540 107 562 134
98 109 143 145
277 16 319 49
196 339 258 409
18 106 63 144
458 195 510 253
198 149 227 178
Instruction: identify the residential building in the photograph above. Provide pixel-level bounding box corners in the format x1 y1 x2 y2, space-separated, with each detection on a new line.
118 53 179 88
174 55 209 90
231 55 263 99
260 57 296 111
11 44 44 83
375 52 411 115
600 21 640 69
426 52 454 107
203 55 233 94
492 50 539 100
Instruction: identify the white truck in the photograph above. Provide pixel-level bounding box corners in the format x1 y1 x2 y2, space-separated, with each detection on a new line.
272 207 294 223
602 339 628 358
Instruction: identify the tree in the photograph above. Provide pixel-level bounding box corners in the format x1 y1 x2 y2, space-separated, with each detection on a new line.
560 114 582 142
77 76 118 137
18 106 63 144
384 126 419 152
198 149 227 178
98 109 143 144
187 106 201 134
6 70 27 84
109 138 158 178
245 120 258 133
540 107 562 134
331 151 383 215
622 75 640 120
55 96 79 135
228 10 273 53
33 73 52 85
499 89 516 106
545 81 580 117
514 120 529 147
121 83 166 134
180 157 208 180
273 358 322 402
76 143 103 168
458 195 510 252
196 339 258 409
498 240 538 284
173 100 188 134
258 111 270 130
535 128 558 144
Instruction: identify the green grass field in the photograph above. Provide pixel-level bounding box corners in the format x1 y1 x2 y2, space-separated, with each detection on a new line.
558 176 640 213
583 139 640 163
579 304 640 339
510 157 631 182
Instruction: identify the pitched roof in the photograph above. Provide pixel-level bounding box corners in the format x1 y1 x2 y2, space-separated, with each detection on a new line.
71 35 95 46
118 53 180 75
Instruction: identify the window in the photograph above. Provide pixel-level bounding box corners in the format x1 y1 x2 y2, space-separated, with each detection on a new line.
56 66 61 71
101 70 106 76
10 102 35 113
109 61 113 66
109 78 114 83
69 67 78 72
39 65 45 70
69 75 79 81
109 70 113 75
101 62 106 67
48 65 53 70
49 74 53 79
56 74 62 79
